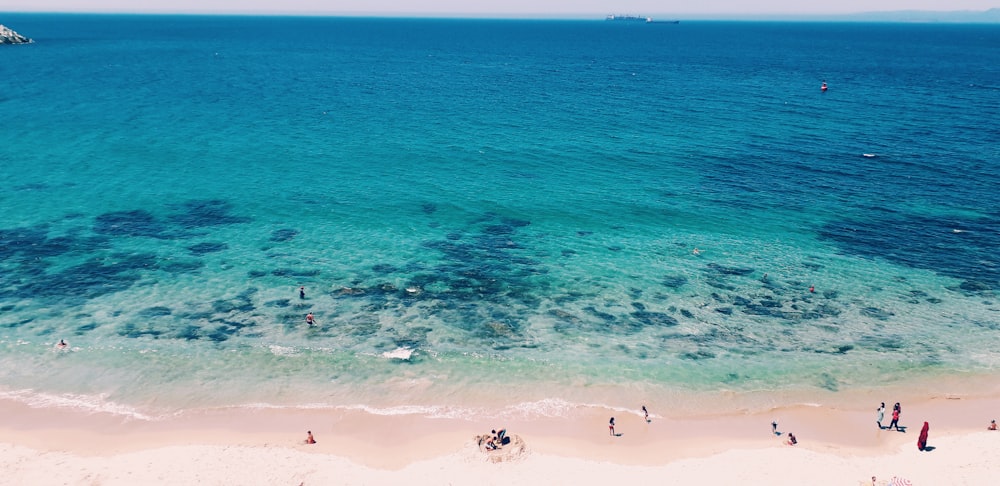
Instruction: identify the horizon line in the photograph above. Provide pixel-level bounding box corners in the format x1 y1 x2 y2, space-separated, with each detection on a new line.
2 9 1000 26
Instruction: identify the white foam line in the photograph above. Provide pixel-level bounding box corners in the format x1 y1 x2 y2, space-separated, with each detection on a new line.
0 388 158 422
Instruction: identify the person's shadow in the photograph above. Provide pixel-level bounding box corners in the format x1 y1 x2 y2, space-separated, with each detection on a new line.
921 446 936 452
896 426 908 433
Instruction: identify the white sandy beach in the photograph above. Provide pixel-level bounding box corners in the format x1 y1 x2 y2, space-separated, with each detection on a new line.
3 390 999 486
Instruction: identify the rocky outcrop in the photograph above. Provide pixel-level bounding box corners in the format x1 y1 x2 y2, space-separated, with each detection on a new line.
0 25 33 45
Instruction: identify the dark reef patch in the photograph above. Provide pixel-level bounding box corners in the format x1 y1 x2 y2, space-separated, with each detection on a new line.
820 212 1000 290
662 275 688 289
94 210 169 238
188 242 229 255
272 268 321 278
160 260 205 274
705 263 755 276
168 199 251 229
269 228 299 242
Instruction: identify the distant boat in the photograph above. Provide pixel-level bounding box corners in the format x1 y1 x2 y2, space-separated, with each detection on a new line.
605 14 652 22
604 15 679 24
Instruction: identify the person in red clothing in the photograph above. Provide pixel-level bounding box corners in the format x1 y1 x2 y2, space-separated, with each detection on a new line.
889 407 901 431
305 431 316 444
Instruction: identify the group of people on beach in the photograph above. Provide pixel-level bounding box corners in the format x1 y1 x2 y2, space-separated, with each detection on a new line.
876 402 903 431
482 428 507 450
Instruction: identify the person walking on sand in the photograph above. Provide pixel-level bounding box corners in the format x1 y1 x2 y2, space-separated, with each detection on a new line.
305 431 316 444
877 402 885 429
889 406 901 431
642 405 649 423
609 417 616 436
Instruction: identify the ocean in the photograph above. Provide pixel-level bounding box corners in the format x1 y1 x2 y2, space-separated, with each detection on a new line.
1 14 999 421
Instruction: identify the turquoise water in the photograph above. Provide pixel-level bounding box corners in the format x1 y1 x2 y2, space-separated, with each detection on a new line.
1 15 999 419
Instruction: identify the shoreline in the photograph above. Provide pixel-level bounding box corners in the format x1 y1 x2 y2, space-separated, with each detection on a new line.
3 387 1000 484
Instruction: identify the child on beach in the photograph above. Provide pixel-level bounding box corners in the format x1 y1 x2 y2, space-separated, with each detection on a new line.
989 420 997 431
786 432 797 445
609 417 616 436
305 431 316 444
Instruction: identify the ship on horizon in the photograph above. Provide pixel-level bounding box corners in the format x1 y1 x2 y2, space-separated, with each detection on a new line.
604 15 679 23
605 14 651 22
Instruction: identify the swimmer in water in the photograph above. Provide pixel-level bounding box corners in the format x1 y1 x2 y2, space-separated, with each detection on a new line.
305 313 316 326
56 339 68 349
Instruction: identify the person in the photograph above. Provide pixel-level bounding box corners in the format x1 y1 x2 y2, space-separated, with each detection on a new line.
491 428 507 445
809 285 815 293
609 417 616 436
917 421 929 451
877 402 885 429
642 406 649 423
871 476 877 486
56 339 68 349
306 313 315 326
786 432 797 445
821 81 828 92
889 406 900 431
988 420 997 431
299 286 306 299
305 431 316 444
772 420 778 435
692 248 701 255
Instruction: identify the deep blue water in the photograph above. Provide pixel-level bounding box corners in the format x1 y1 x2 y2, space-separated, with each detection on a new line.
1 14 999 417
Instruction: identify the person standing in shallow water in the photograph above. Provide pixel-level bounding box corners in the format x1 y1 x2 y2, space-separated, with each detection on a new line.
877 402 885 429
299 286 306 299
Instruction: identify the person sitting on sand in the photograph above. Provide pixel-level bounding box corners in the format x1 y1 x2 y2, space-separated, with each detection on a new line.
786 432 797 445
989 420 997 431
305 431 316 444
491 428 507 444
485 435 497 450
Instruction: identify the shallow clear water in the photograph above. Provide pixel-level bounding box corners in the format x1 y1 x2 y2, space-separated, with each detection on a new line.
1 15 999 418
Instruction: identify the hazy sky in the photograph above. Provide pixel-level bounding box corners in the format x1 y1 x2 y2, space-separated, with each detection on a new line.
1 0 997 16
